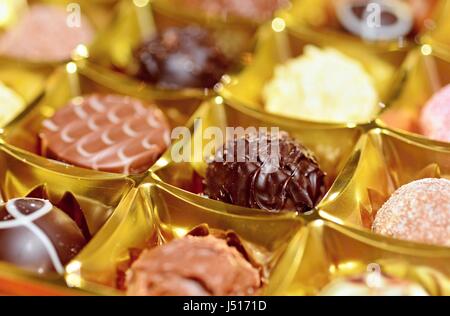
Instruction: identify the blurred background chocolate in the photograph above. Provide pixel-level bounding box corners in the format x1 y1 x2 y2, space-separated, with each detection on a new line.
0 4 94 62
263 45 379 123
319 273 429 296
125 229 262 296
204 131 326 213
169 0 290 22
135 26 231 89
419 84 450 143
39 94 171 175
327 0 438 41
372 178 450 247
0 197 87 275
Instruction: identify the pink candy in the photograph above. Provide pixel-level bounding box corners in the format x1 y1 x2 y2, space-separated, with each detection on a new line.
420 85 450 143
0 5 94 62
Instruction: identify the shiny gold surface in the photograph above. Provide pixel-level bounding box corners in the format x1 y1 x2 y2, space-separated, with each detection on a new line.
319 128 450 241
0 0 448 296
268 220 450 296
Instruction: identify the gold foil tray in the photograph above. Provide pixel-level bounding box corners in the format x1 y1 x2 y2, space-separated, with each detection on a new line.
67 182 304 294
267 220 450 296
378 46 450 149
318 128 450 248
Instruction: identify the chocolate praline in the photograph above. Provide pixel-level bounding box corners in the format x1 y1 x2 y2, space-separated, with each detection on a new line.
125 225 263 296
135 26 231 89
39 94 171 175
204 131 326 213
0 198 87 274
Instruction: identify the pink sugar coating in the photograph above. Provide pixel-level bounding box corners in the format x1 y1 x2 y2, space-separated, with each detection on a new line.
420 85 450 143
372 178 450 247
0 5 94 62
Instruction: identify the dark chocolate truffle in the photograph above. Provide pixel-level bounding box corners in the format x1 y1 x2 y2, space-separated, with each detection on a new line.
204 131 326 213
135 26 230 89
39 94 171 175
0 198 87 274
125 235 261 296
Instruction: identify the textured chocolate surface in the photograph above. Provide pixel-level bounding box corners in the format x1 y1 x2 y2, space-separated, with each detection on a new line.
39 94 170 175
204 131 326 213
125 234 261 296
135 26 230 89
0 198 86 274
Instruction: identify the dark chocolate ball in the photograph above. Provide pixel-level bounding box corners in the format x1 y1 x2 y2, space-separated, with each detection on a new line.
0 198 87 274
135 26 230 89
204 131 326 213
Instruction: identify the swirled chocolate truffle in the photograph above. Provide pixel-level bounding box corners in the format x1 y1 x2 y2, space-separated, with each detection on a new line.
126 235 262 296
204 131 326 212
135 26 231 89
0 198 87 274
372 178 450 247
39 94 170 175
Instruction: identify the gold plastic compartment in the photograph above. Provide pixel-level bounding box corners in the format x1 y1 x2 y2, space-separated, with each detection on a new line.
268 220 450 296
422 0 450 51
219 24 407 125
283 0 447 50
0 65 45 128
0 262 90 295
148 98 364 212
318 128 450 248
378 46 450 148
67 182 305 294
0 60 201 176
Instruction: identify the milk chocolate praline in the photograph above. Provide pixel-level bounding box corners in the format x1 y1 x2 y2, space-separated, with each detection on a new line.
204 131 326 213
135 26 231 89
0 197 87 274
125 226 263 296
39 94 170 175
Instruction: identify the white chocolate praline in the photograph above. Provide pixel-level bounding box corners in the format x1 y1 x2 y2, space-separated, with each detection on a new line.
0 82 25 127
263 45 379 123
319 274 429 296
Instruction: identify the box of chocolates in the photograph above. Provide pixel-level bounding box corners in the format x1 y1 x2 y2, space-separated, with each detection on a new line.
0 0 448 297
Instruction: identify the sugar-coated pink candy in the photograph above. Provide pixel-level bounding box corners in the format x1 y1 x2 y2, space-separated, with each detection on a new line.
372 178 450 247
420 85 450 143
